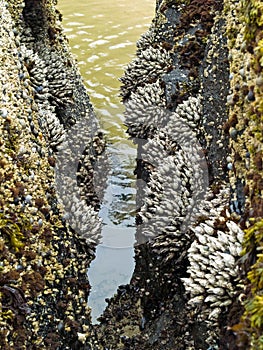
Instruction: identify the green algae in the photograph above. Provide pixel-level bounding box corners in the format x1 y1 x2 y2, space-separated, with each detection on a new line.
0 218 24 251
225 0 263 348
0 309 14 321
243 0 263 43
241 219 263 349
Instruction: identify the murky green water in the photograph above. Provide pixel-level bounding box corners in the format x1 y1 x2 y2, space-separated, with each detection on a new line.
58 0 155 323
58 0 154 140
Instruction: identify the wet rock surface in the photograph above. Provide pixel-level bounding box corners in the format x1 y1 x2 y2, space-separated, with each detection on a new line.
0 0 262 350
0 0 101 348
93 1 262 349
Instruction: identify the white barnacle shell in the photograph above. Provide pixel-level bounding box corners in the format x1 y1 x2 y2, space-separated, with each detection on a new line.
204 295 218 303
218 252 235 267
226 220 244 244
196 278 209 288
207 287 225 296
228 242 242 257
208 235 226 252
192 225 206 235
188 295 205 305
205 273 216 285
200 223 214 235
195 232 207 245
217 230 230 245
208 307 221 320
192 284 205 296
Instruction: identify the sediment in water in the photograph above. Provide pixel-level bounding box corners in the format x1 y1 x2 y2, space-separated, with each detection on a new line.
0 0 262 349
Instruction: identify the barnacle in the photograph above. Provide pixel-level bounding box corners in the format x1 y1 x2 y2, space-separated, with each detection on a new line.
135 101 208 260
54 119 104 247
38 102 66 150
138 137 192 248
173 95 202 128
136 28 155 50
1 0 262 348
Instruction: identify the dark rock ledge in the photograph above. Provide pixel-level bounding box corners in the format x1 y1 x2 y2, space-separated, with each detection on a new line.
0 1 262 350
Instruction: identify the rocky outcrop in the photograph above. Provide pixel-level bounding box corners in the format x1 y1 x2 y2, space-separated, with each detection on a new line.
0 0 262 349
94 0 263 349
0 0 102 348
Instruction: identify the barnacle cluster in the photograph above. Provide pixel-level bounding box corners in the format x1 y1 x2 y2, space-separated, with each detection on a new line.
137 130 192 246
26 47 75 110
182 188 244 327
120 41 172 100
124 79 166 138
136 103 208 257
38 101 66 149
54 119 107 248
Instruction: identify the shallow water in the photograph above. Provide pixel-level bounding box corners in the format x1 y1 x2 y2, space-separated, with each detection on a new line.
58 0 154 142
58 0 155 323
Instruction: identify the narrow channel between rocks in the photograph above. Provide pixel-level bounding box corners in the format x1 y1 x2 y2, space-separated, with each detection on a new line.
57 0 155 324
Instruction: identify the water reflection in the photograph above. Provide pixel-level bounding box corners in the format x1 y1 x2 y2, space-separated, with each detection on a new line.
88 238 135 323
58 0 154 323
88 141 137 322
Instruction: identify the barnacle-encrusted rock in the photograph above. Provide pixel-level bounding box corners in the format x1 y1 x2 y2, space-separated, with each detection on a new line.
38 101 66 149
0 0 102 348
223 0 263 348
136 105 209 255
96 0 259 349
